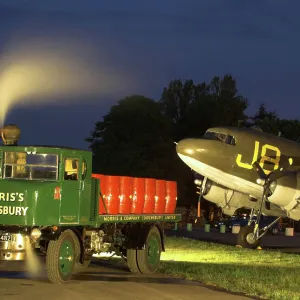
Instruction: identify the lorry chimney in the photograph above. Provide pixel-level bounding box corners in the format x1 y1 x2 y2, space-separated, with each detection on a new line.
0 124 21 146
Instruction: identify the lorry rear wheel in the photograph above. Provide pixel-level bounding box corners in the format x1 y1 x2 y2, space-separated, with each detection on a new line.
137 226 162 274
46 229 75 284
126 249 140 273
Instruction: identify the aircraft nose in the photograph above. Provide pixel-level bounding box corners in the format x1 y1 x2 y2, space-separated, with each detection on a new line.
176 138 199 156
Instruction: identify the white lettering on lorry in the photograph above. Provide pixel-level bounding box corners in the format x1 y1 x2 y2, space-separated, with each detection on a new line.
0 206 28 216
0 193 24 202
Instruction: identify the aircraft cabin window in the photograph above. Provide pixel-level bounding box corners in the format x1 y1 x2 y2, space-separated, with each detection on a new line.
204 131 236 145
204 131 221 141
225 135 236 145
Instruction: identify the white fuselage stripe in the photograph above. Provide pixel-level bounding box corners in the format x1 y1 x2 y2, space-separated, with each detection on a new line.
178 153 264 198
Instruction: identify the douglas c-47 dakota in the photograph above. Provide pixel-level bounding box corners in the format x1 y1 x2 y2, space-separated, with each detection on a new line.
176 126 300 248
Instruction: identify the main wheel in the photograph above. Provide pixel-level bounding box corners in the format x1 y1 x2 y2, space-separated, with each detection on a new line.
237 225 261 249
137 226 162 274
126 249 141 273
46 229 76 284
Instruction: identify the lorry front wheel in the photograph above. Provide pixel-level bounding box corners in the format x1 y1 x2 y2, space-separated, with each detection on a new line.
137 226 162 274
46 229 76 284
72 232 92 269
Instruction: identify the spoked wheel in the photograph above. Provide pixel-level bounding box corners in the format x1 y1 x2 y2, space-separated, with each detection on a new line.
237 225 261 249
137 226 162 274
46 229 76 284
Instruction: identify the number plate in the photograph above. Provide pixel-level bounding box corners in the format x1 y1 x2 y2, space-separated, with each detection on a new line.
0 235 12 242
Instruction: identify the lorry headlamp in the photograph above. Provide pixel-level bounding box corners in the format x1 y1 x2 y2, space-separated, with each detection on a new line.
31 228 41 240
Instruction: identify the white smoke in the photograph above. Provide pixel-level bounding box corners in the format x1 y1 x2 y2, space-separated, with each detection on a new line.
0 36 135 125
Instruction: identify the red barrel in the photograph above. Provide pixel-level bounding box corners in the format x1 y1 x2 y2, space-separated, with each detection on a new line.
101 175 120 214
164 181 177 214
143 178 156 214
131 177 145 214
154 180 167 214
119 176 133 214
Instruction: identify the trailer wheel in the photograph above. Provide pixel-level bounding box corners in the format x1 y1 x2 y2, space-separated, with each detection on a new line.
126 249 140 273
46 229 75 284
137 226 162 274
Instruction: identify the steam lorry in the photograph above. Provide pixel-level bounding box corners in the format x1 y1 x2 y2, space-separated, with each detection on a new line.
0 125 181 283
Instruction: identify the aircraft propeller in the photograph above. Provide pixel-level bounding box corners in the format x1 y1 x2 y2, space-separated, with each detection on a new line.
252 153 295 196
251 155 295 235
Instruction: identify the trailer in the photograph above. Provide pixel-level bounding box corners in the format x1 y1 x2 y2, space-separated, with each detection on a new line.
0 124 181 283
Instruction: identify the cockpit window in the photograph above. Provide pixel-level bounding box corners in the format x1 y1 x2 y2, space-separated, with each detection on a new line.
204 130 236 145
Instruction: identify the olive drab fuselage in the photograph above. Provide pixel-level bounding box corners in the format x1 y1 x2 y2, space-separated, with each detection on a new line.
177 126 300 186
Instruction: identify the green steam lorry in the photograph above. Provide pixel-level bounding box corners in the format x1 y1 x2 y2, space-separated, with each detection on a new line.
0 125 181 283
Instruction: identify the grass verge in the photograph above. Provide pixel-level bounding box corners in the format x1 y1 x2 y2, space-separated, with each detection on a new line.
158 236 300 300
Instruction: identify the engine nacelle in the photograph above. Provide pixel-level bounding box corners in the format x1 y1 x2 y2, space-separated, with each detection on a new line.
203 181 284 217
267 171 300 220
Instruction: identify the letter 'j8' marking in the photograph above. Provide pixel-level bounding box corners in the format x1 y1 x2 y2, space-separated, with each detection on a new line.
236 141 281 175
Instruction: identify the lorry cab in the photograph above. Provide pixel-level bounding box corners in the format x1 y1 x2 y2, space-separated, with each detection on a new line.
0 144 94 227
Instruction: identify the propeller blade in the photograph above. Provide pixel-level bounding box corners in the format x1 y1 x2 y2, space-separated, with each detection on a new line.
252 161 267 180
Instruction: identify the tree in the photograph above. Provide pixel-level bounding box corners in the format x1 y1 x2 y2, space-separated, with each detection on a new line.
86 75 251 208
250 102 280 135
85 95 175 179
159 74 249 207
208 74 249 127
159 75 249 140
278 119 300 142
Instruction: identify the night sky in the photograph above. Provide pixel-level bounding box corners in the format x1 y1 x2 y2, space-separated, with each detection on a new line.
0 0 299 149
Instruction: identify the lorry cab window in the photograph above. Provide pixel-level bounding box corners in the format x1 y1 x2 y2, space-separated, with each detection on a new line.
3 152 58 180
64 158 78 180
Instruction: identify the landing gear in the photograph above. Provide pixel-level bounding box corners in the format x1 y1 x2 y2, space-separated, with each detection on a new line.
237 160 285 249
237 225 260 249
237 213 281 249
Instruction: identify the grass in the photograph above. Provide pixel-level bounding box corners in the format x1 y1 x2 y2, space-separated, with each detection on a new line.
158 236 300 300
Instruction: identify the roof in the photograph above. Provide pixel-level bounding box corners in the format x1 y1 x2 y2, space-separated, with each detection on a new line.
0 144 91 153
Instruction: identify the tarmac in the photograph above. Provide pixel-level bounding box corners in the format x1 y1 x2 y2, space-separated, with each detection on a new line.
0 258 255 300
0 227 297 300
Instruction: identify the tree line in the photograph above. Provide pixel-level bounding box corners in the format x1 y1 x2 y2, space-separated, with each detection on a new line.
85 74 300 206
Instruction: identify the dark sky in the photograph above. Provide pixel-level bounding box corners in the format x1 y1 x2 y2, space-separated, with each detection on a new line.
0 0 299 149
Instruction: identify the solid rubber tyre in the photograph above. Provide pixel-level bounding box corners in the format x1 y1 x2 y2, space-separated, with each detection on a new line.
137 226 162 274
72 231 92 269
46 229 76 284
126 249 141 273
237 225 261 249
